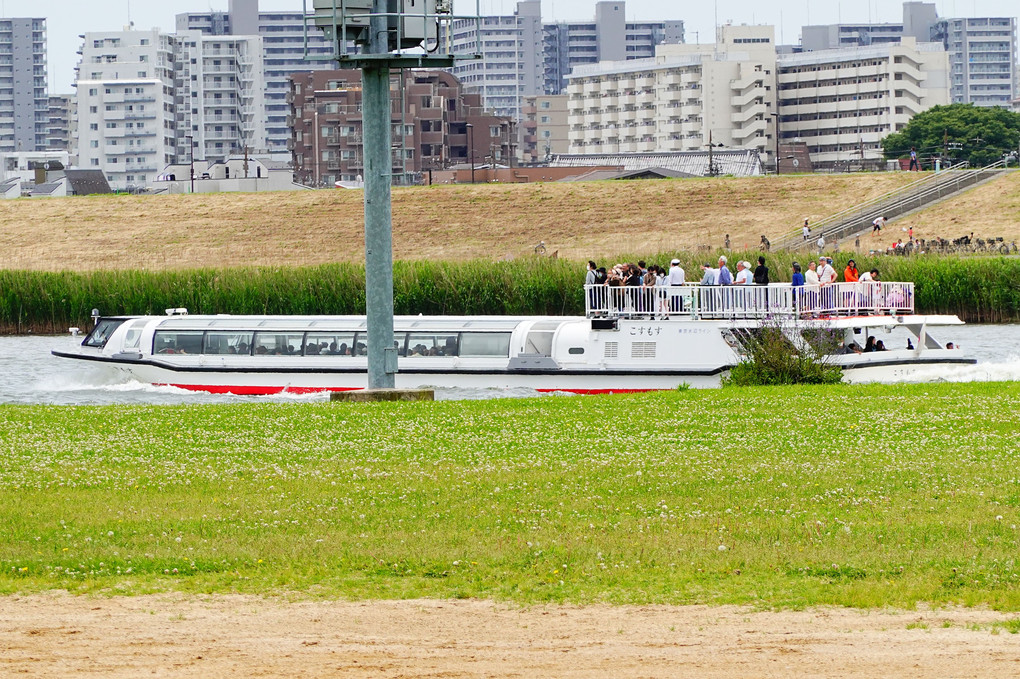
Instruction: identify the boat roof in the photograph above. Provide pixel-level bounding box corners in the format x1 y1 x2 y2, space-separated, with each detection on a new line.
145 315 578 332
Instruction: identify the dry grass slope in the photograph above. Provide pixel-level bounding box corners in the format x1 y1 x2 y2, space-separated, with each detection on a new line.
0 172 1016 272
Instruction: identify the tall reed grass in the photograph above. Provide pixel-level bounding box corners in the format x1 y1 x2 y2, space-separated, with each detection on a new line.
0 254 1016 333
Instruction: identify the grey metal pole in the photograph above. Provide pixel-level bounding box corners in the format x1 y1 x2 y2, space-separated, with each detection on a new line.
361 0 397 389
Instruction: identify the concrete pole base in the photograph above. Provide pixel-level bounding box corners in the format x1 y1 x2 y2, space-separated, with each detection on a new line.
330 389 435 403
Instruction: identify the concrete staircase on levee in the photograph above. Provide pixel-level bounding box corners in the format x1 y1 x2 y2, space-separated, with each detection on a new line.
773 160 1012 251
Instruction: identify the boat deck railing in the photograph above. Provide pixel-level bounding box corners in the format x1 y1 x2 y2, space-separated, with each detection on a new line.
584 282 914 320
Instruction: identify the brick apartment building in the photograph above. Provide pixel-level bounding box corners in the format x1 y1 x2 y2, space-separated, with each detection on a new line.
290 70 514 186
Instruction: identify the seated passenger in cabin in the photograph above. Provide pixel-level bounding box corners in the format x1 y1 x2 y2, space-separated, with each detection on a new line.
863 336 876 353
443 336 458 356
875 340 888 351
256 345 269 355
329 341 339 354
238 342 249 354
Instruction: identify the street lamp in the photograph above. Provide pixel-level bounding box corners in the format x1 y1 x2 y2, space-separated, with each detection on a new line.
466 123 475 184
186 135 196 193
769 112 780 175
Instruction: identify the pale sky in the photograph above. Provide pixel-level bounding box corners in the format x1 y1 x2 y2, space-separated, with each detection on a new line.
20 0 1020 93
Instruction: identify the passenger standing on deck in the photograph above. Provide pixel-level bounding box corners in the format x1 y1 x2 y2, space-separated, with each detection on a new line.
700 263 718 285
734 260 753 285
585 260 599 314
843 259 859 282
753 256 769 285
717 256 733 285
667 258 685 313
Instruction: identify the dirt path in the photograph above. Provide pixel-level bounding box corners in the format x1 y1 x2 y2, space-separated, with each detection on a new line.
1 595 1018 677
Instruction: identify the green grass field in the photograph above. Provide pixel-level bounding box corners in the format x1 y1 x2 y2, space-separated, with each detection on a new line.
2 382 1019 609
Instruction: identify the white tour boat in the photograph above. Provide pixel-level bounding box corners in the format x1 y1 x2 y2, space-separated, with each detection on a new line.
52 282 974 395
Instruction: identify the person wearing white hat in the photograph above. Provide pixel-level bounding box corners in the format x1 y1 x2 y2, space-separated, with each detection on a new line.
666 259 685 314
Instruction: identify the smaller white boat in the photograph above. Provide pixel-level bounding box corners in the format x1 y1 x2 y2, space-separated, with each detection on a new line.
52 281 973 395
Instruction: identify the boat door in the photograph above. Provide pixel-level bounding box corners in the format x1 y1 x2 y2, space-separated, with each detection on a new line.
509 320 564 370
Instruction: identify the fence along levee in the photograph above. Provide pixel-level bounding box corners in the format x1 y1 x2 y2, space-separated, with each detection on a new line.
774 161 1010 251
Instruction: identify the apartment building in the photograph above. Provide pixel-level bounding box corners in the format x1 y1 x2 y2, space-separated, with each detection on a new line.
443 0 544 121
0 18 48 152
290 70 513 187
521 94 569 162
46 95 72 152
801 2 1017 107
444 0 683 122
177 0 337 158
776 38 950 167
75 30 178 190
542 3 683 95
932 17 1018 106
566 25 776 160
74 28 267 190
173 32 267 164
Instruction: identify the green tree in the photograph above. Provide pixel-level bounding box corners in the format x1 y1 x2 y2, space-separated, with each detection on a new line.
881 103 1020 168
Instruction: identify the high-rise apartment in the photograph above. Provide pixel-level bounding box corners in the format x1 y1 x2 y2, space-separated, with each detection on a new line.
543 3 683 95
74 29 267 190
444 1 683 120
777 38 950 167
177 0 336 158
0 18 48 152
46 95 72 152
932 17 1018 106
75 30 178 190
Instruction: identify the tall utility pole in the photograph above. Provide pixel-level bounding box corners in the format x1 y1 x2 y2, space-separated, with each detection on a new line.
309 0 471 391
361 0 397 389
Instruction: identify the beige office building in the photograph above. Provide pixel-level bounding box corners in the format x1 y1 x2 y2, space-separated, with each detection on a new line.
776 38 949 168
565 25 777 160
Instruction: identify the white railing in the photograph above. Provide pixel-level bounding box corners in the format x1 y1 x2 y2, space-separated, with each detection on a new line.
584 282 914 320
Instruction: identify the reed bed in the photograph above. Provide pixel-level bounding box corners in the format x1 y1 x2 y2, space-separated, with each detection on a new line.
0 254 1017 333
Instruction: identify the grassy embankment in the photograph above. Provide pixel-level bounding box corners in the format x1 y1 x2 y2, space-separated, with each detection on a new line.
1 253 1019 333
2 382 1020 609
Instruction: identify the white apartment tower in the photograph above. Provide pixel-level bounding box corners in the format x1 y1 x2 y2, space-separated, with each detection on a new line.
566 25 776 159
75 29 267 190
776 38 950 166
174 31 267 164
75 30 177 190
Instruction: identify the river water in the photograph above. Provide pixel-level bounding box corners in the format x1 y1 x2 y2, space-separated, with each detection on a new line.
2 324 1018 405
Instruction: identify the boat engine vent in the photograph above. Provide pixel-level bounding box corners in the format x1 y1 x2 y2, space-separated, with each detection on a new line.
603 341 619 359
631 342 657 359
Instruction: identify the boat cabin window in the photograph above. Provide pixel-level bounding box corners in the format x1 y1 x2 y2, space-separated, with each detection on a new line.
154 331 204 355
407 333 458 357
306 332 357 356
83 319 126 349
204 332 254 355
122 319 149 351
253 332 305 356
460 332 511 357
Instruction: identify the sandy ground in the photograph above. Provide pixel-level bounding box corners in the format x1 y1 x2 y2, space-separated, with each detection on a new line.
1 595 1018 678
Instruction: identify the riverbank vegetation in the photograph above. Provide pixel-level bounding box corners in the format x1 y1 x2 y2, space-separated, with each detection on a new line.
0 253 1017 333
1 382 1019 608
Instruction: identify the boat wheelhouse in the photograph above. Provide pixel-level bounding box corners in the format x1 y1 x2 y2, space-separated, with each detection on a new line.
53 281 973 395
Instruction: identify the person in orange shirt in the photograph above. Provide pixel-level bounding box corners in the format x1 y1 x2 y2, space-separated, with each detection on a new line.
843 259 860 282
